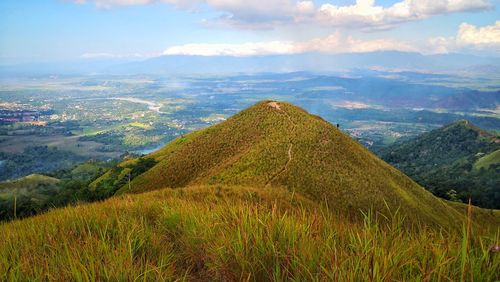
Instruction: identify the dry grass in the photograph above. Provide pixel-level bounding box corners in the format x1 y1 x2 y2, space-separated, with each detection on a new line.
1 185 499 281
97 101 475 228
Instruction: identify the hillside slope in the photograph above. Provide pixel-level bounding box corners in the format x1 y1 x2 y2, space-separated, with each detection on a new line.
0 174 60 190
92 101 466 227
1 185 499 281
0 161 113 221
379 120 500 208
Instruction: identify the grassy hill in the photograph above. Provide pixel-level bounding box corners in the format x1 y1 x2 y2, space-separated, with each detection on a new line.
0 174 60 190
0 174 61 219
88 101 477 228
0 161 112 221
0 174 61 201
1 101 500 280
474 149 500 170
1 185 499 281
378 120 500 208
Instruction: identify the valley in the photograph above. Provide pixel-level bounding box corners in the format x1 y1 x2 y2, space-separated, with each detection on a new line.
1 71 498 181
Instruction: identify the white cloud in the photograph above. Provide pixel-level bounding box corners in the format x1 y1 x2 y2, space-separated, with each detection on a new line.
296 1 315 15
300 32 417 53
318 0 388 29
207 0 296 19
457 21 500 46
86 21 500 58
428 21 500 53
317 0 492 30
163 41 298 56
70 0 492 30
162 32 417 56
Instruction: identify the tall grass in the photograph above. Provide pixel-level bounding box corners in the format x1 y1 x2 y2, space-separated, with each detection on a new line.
1 186 499 281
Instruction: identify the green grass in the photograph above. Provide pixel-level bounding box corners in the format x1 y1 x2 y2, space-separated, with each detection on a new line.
0 174 62 220
474 149 500 170
0 174 60 197
1 185 498 281
96 101 470 228
128 122 152 130
0 174 61 207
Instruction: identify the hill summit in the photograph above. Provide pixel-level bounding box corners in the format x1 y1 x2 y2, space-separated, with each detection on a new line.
93 100 466 226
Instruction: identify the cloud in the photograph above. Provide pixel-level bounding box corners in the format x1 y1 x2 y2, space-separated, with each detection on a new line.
86 21 499 59
457 21 500 47
70 0 492 30
316 0 492 30
428 21 500 53
162 32 417 56
163 41 298 56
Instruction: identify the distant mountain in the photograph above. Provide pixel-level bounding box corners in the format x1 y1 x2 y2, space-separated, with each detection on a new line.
2 51 500 76
431 90 500 111
379 120 500 208
92 100 470 227
0 58 140 77
106 52 500 75
460 64 500 78
107 51 500 74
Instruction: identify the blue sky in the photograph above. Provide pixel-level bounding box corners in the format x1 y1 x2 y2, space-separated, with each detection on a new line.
0 0 499 63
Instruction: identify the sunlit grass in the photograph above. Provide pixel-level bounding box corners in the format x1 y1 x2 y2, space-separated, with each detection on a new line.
1 185 498 281
97 101 476 229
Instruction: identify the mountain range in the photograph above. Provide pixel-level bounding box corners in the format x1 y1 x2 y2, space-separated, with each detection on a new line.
2 51 500 76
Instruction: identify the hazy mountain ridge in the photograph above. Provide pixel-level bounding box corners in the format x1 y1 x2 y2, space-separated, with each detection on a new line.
2 51 500 76
109 52 500 75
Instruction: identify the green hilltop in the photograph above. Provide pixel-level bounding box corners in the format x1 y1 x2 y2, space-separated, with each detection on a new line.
0 174 61 219
92 101 484 227
0 173 60 195
379 119 500 208
0 161 112 221
474 149 500 170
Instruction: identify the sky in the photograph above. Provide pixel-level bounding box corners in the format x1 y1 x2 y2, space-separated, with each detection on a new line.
0 0 499 64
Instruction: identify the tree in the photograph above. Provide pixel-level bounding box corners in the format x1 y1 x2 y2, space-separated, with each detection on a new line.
445 189 461 202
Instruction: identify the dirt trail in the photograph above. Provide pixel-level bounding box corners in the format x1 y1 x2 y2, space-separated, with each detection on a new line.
267 101 281 110
266 102 296 186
